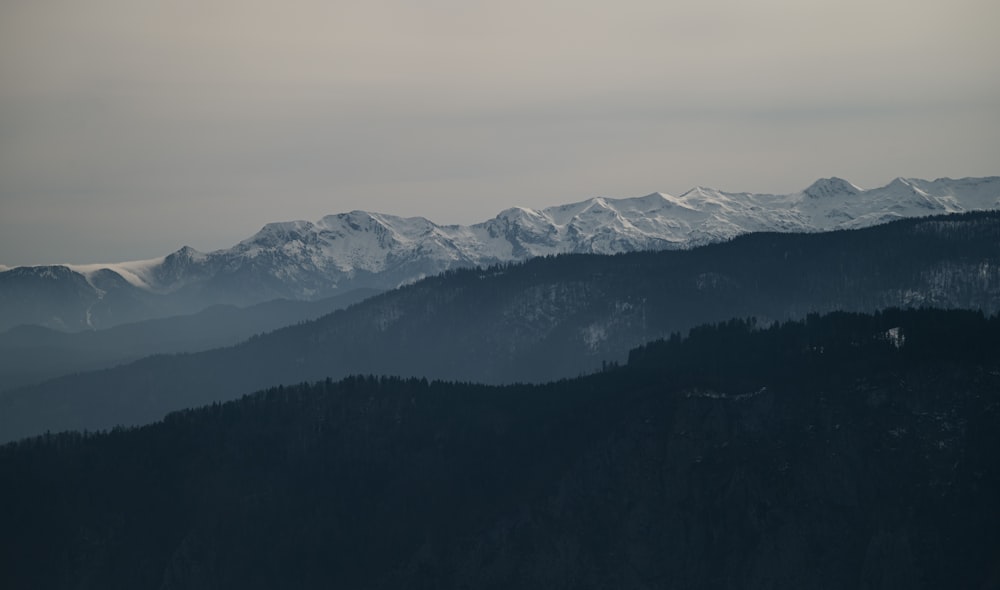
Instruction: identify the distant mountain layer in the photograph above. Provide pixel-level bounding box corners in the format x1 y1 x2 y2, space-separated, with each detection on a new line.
2 211 997 442
0 288 380 393
2 176 998 331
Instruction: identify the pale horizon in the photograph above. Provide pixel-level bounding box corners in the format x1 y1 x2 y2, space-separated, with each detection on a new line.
2 0 999 265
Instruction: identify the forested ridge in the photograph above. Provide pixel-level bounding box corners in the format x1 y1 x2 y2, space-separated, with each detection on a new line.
3 308 998 589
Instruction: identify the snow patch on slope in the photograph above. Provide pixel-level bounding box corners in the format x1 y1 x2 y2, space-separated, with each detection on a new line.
68 257 168 290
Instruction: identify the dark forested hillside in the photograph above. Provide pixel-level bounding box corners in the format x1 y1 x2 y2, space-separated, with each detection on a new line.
2 309 998 589
1 212 999 441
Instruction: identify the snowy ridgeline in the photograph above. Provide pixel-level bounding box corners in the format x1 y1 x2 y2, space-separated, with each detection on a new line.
1 176 998 331
12 176 1000 295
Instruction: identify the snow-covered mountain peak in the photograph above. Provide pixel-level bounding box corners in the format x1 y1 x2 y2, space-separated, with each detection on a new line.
539 198 601 226
532 193 678 229
910 177 1000 209
678 186 737 202
875 177 964 213
675 187 750 214
317 211 381 234
803 177 862 199
605 192 675 214
886 177 926 194
242 220 316 247
493 206 544 222
172 245 207 261
884 177 953 203
680 186 715 198
318 211 441 240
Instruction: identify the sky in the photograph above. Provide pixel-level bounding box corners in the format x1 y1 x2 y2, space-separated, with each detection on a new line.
1 0 998 266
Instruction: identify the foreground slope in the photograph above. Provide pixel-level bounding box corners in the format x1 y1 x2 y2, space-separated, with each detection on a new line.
1 211 998 441
2 176 997 331
2 309 998 589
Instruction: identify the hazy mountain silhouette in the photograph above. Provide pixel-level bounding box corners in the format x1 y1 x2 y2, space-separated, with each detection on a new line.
0 288 380 392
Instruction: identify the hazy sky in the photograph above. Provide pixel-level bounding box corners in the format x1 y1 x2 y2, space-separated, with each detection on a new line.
2 0 998 265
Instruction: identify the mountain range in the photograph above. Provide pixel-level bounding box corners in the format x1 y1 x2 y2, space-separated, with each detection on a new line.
2 176 998 331
3 178 999 587
2 211 997 442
